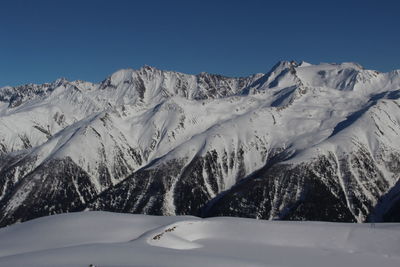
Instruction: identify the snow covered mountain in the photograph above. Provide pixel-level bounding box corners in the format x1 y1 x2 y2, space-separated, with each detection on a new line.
1 61 400 226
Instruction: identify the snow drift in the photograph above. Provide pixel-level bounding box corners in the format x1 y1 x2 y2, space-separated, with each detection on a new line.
0 212 399 267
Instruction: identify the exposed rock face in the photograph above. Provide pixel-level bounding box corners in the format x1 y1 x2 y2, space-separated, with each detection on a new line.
1 61 400 227
0 158 96 226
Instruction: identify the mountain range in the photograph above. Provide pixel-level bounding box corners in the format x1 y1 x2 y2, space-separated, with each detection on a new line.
1 61 400 227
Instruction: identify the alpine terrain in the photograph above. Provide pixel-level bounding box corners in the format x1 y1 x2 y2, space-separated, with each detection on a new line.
1 61 400 227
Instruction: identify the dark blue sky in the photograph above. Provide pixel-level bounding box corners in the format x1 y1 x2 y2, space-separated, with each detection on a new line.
1 0 399 86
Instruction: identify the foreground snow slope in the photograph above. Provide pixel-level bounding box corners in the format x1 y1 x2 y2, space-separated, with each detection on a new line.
0 212 399 267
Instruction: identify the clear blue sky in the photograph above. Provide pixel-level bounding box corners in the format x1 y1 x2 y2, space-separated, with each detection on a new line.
1 0 399 86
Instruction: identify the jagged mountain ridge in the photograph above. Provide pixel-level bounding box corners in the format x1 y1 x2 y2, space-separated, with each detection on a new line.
1 61 400 226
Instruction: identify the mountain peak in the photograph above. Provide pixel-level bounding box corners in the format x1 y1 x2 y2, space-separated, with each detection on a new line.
272 60 298 70
140 64 157 70
331 62 364 70
298 61 312 67
52 77 69 87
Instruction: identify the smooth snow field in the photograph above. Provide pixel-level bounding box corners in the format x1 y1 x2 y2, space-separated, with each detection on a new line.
0 212 399 267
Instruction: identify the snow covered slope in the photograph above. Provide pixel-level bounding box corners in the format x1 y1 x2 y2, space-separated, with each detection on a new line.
0 212 399 267
1 61 400 226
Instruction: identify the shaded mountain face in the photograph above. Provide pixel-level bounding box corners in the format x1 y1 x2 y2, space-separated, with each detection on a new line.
1 61 400 227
